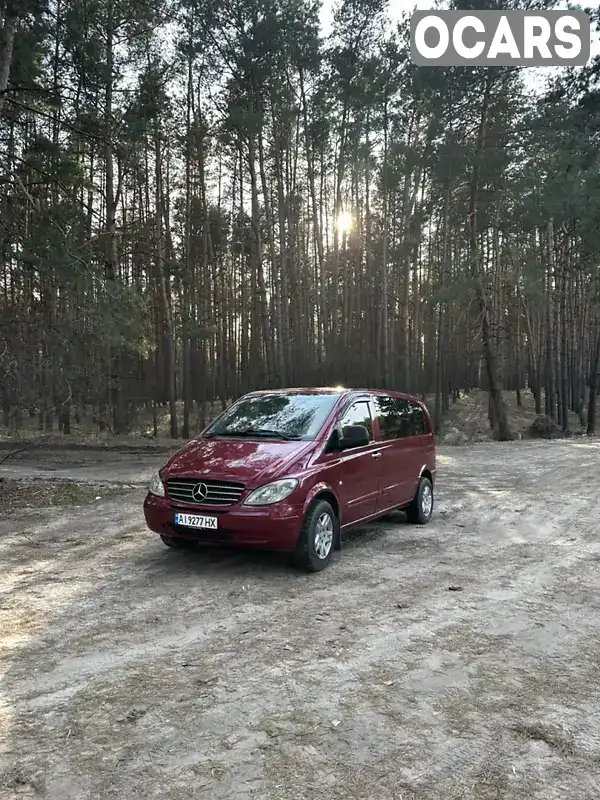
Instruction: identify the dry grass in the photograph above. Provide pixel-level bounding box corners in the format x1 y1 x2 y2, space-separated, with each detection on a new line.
0 479 133 512
0 764 45 795
510 722 576 756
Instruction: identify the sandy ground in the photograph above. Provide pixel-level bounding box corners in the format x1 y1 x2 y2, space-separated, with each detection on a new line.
0 444 171 486
2 440 600 799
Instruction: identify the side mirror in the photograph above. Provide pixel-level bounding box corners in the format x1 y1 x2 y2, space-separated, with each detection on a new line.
338 424 370 450
324 428 339 453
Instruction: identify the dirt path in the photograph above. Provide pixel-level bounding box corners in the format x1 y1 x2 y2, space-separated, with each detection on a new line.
0 445 173 486
2 440 600 799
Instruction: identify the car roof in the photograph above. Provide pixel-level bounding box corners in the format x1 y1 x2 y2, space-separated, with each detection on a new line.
343 388 426 404
244 387 346 396
244 387 426 404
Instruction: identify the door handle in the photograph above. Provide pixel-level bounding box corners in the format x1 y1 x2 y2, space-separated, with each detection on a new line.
371 452 382 458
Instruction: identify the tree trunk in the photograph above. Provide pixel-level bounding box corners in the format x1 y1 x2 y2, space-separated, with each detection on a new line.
559 229 569 431
181 33 194 440
470 71 511 441
0 13 17 117
154 129 177 439
104 2 124 433
587 330 600 435
515 286 522 406
520 290 542 414
299 67 325 368
380 88 390 386
544 223 557 420
248 132 273 385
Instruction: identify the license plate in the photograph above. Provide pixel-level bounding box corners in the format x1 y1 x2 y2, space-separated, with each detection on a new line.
174 513 218 530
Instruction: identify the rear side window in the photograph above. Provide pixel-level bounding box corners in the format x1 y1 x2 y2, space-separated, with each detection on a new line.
409 402 428 435
340 400 374 441
374 396 412 440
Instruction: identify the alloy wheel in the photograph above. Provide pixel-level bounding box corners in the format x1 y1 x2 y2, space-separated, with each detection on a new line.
314 512 333 559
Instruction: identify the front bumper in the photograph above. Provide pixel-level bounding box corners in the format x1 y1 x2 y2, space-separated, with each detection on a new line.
143 493 304 551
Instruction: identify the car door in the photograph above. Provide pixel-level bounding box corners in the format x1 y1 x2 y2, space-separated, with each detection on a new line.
321 398 382 526
373 395 405 511
400 399 430 501
408 400 435 486
373 395 421 511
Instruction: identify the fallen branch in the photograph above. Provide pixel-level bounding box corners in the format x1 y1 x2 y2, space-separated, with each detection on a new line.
20 530 39 546
0 444 29 466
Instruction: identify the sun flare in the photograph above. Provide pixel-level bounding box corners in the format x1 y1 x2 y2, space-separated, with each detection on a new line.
336 210 352 234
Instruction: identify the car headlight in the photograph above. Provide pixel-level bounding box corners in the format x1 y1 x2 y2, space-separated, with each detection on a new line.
243 478 299 506
148 471 165 497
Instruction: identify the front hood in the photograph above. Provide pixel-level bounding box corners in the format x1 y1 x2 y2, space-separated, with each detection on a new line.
162 437 312 487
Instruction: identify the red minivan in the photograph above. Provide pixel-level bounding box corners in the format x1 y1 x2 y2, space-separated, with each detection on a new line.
143 388 436 571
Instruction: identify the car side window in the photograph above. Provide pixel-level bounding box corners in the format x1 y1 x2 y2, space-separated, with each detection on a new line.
375 395 400 440
339 401 374 441
395 398 412 437
375 396 412 440
409 402 428 435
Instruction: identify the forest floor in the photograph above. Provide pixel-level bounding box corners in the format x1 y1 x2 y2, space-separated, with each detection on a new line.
2 438 600 799
433 389 586 444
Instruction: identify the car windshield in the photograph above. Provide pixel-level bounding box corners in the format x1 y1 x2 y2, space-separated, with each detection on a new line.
204 393 339 441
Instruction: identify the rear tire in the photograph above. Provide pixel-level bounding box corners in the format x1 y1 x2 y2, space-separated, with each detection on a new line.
293 500 337 572
405 477 434 525
160 534 196 550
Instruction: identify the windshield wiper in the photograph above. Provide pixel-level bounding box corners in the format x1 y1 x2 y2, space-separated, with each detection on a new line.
216 428 300 441
251 428 301 440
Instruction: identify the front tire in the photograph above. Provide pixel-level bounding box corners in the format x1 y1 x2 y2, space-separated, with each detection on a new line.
293 500 337 572
160 534 196 550
405 477 434 524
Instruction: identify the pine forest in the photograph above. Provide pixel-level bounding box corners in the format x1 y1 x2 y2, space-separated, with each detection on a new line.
2 0 600 441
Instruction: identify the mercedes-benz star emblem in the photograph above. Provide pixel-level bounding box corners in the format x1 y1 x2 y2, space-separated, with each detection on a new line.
192 482 208 502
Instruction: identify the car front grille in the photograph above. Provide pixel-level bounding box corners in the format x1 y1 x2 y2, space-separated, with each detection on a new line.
166 478 245 507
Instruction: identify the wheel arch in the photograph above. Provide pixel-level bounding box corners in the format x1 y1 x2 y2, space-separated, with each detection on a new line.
304 482 339 516
419 465 434 487
303 483 341 550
